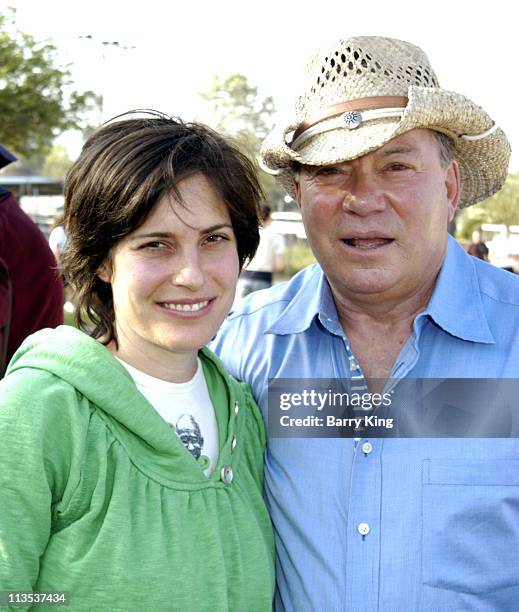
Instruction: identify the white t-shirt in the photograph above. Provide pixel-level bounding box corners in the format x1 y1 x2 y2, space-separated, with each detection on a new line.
116 357 219 476
246 224 285 272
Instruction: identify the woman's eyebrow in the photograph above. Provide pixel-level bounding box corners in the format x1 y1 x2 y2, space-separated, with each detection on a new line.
130 224 233 241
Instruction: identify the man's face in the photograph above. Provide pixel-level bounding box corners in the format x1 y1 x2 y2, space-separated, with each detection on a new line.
294 129 460 306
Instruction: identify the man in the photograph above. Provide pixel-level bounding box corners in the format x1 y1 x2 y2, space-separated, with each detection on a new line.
212 37 519 611
0 144 63 377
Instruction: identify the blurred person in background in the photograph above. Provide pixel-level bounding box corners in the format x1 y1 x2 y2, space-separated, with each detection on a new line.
488 225 519 272
0 113 274 610
0 144 63 378
49 218 75 313
466 228 489 261
238 204 285 298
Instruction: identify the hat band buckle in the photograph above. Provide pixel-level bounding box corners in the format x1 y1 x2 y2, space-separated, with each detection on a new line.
290 106 405 151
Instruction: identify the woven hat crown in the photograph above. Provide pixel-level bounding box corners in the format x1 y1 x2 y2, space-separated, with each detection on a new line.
261 35 511 208
296 37 439 119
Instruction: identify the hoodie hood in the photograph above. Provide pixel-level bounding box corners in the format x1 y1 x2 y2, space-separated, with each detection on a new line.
6 326 240 487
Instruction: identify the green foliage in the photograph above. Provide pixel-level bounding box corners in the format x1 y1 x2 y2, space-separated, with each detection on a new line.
283 240 316 276
456 173 519 239
200 74 285 208
0 8 99 158
41 144 73 179
201 74 274 151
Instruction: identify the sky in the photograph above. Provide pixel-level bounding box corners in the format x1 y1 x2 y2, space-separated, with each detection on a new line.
6 0 519 170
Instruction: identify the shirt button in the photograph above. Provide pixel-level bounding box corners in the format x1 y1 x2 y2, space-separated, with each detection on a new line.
361 441 373 454
221 466 234 485
234 400 239 416
357 522 371 536
198 455 210 469
231 436 237 452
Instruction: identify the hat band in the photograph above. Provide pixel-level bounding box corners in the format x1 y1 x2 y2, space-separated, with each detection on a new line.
289 96 408 151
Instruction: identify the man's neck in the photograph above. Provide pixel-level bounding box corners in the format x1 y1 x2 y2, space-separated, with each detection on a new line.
335 282 434 335
332 279 437 386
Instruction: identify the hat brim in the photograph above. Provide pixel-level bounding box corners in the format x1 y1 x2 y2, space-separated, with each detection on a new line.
261 86 511 209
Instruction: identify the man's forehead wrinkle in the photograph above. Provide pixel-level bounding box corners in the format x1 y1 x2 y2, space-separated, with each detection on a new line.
377 145 417 157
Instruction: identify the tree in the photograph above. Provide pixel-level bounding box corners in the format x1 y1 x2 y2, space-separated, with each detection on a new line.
41 144 73 179
0 8 99 159
456 173 519 239
200 74 286 209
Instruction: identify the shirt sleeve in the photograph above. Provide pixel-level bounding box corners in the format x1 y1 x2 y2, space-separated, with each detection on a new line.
209 316 244 382
0 369 88 597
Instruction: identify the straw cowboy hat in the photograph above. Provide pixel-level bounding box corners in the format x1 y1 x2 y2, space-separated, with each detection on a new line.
261 36 510 208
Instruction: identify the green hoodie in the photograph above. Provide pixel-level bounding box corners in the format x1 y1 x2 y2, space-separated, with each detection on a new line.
0 326 274 611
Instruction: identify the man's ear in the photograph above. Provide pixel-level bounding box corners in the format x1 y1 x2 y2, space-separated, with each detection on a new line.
445 159 461 222
293 177 302 210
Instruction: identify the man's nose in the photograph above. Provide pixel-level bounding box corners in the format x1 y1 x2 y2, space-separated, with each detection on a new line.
341 171 386 216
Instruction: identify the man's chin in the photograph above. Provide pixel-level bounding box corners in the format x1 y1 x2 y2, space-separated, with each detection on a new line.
330 270 399 299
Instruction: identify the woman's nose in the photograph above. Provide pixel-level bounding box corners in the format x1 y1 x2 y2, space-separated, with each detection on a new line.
172 254 206 290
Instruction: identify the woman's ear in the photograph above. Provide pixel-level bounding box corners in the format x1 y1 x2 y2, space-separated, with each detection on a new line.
97 261 112 284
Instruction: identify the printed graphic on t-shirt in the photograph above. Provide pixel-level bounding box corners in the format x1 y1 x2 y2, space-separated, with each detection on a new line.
175 413 204 459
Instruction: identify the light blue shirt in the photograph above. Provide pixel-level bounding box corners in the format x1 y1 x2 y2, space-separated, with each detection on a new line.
211 236 519 612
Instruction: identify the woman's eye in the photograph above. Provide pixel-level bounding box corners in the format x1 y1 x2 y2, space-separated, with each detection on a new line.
204 234 229 244
141 241 167 249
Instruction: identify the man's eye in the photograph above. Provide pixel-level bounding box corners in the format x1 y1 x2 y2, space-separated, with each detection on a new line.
388 163 410 172
316 167 340 176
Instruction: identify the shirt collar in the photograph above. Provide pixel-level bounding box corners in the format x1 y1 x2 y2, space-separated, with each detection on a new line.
268 235 494 344
421 234 494 344
267 265 340 335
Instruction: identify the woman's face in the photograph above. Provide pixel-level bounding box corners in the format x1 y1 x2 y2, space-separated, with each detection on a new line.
99 173 240 375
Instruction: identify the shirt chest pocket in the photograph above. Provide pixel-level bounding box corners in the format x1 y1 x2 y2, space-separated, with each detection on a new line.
422 459 519 596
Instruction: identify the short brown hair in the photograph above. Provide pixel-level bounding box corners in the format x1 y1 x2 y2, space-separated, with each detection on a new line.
62 111 263 344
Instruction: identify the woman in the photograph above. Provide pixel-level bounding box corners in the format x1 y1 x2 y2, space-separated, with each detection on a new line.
0 113 274 611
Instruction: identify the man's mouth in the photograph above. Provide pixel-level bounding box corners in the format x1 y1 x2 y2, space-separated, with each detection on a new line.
342 238 394 250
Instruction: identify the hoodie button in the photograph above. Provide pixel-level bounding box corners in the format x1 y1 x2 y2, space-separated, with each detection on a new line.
221 465 234 485
234 401 239 416
231 436 237 452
